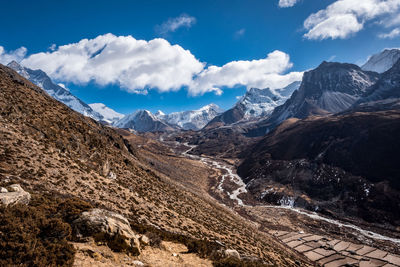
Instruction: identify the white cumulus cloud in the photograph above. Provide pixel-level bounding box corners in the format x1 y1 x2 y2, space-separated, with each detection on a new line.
189 50 303 96
21 33 204 94
155 14 196 35
279 0 299 8
7 34 302 96
0 46 27 64
304 0 400 40
379 27 400 38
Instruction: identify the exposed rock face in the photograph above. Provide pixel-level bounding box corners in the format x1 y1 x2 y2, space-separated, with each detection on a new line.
0 184 31 206
259 62 379 132
72 209 141 255
356 58 400 105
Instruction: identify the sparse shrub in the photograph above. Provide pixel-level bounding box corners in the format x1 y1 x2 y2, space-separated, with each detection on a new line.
0 193 93 266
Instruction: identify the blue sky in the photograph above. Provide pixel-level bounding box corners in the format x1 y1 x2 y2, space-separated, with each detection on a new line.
1 0 400 114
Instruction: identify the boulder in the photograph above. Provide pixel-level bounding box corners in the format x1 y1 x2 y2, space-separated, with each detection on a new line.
0 187 7 193
224 249 240 260
0 184 31 206
140 235 150 246
73 208 140 255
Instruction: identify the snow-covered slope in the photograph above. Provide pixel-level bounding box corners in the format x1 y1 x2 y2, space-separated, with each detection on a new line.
7 61 103 121
206 82 301 127
238 81 301 118
89 103 124 124
362 48 400 73
156 104 222 130
356 58 400 105
113 110 175 132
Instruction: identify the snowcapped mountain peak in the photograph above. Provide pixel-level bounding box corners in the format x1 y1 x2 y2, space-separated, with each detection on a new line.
157 104 222 130
236 83 300 118
155 110 165 117
88 103 124 124
362 48 400 73
7 61 103 121
113 109 174 132
199 103 222 112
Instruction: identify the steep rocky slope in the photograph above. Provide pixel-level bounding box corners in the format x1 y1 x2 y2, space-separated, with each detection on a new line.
0 64 307 265
362 48 400 73
356 58 400 105
255 62 379 133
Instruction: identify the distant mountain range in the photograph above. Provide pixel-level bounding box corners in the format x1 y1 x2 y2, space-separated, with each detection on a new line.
155 104 222 130
7 48 400 134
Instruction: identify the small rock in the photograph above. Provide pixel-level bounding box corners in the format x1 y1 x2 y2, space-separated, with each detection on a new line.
140 235 150 246
224 249 240 260
108 171 117 180
0 187 8 193
172 253 178 257
132 260 145 266
9 184 23 192
0 184 31 206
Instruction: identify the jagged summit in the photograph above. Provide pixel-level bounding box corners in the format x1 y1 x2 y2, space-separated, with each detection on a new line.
113 109 175 132
263 61 380 129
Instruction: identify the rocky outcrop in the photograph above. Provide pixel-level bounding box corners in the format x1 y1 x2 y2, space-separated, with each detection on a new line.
72 208 141 255
0 184 31 206
224 249 240 259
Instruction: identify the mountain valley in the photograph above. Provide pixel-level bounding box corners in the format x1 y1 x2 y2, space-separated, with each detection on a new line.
1 45 400 267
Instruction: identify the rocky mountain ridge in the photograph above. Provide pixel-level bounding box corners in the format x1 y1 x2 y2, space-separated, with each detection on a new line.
362 48 400 73
7 61 104 121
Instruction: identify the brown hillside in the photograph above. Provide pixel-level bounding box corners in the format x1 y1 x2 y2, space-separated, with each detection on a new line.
0 64 307 265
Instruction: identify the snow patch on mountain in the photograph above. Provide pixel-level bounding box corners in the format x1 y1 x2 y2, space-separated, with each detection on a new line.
156 104 222 130
362 48 400 73
7 61 103 121
89 103 125 124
